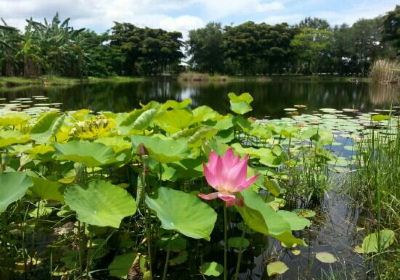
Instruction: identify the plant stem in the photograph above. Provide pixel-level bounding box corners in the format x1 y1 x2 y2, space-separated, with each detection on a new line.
223 204 228 280
233 229 246 280
162 235 172 280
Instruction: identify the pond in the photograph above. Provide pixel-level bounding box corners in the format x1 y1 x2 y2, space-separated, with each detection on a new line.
0 78 399 118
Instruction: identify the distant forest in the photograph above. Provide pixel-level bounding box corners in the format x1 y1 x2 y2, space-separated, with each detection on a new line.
0 6 399 78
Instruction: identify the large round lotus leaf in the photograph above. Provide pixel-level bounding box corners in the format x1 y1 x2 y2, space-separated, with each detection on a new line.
0 172 33 213
145 187 217 240
54 141 116 167
64 180 136 228
132 135 189 163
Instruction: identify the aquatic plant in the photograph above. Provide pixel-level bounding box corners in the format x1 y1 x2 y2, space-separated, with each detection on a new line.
0 93 319 279
199 148 257 206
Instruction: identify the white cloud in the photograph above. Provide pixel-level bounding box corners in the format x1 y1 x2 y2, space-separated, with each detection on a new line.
0 0 398 36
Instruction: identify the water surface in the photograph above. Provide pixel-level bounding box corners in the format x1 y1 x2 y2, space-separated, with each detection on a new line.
1 78 399 117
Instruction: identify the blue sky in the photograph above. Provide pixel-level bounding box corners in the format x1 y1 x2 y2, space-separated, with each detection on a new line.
0 0 398 36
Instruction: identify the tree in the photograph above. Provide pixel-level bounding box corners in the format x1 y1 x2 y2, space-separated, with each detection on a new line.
110 22 183 75
0 19 22 76
383 5 400 55
187 22 224 73
290 27 333 74
298 17 330 30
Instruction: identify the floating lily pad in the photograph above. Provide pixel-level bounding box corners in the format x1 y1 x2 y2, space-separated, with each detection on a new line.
267 261 289 276
316 252 337 263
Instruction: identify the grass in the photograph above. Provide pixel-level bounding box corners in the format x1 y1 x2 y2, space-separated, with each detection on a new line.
0 75 145 87
178 71 235 83
349 116 400 279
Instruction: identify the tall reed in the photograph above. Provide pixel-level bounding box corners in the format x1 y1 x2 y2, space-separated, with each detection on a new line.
350 116 400 279
370 59 400 84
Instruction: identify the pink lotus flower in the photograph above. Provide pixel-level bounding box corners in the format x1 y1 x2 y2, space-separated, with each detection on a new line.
199 148 258 206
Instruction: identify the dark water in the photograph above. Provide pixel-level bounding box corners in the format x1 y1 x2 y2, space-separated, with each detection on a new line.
1 78 399 117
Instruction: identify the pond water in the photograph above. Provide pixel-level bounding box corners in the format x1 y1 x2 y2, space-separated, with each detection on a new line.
1 78 399 118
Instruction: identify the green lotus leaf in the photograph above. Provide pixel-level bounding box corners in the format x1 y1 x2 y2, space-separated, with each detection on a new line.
154 109 193 133
228 237 250 249
237 189 305 246
132 135 189 163
108 253 136 278
361 229 395 253
95 136 132 153
30 111 64 143
0 130 31 148
277 210 311 231
31 177 64 202
54 141 117 167
0 112 30 127
315 252 337 263
64 180 136 228
228 92 253 115
267 261 288 276
0 172 33 213
160 99 192 110
200 262 223 277
145 187 217 240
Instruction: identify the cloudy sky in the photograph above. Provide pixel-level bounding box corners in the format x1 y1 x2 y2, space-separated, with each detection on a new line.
0 0 398 36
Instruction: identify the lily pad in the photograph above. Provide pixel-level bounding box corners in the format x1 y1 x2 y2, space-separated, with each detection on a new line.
316 252 337 263
267 261 289 276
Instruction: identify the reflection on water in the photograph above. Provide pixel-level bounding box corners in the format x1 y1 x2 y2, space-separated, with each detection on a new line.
0 79 399 118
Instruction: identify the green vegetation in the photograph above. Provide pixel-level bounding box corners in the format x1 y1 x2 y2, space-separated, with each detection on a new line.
0 14 183 78
349 117 400 279
1 6 399 80
0 75 144 87
0 93 345 279
187 9 399 76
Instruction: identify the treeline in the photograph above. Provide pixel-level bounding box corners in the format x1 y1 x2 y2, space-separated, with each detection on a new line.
0 14 183 77
188 6 400 76
0 6 399 78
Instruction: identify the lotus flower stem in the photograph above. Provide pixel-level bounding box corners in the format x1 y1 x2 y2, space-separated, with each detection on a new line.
162 235 172 280
233 228 246 280
223 205 228 280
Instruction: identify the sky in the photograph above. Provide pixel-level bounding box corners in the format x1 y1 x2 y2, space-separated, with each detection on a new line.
0 0 398 37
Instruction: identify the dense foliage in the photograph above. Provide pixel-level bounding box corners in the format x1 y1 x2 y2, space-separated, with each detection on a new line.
0 14 184 78
0 7 399 78
188 14 398 76
0 93 343 279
